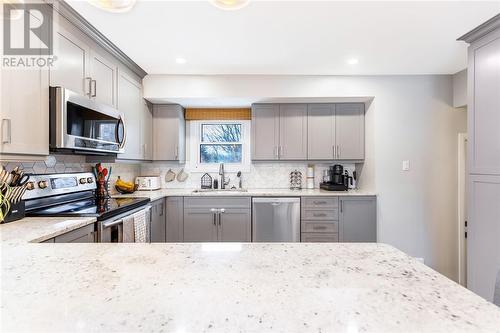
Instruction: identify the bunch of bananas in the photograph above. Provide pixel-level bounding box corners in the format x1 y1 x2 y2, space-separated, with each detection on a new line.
115 176 136 193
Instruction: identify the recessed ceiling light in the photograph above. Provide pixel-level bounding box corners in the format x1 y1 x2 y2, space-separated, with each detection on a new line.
211 0 250 11
347 58 359 65
175 57 187 64
88 0 136 13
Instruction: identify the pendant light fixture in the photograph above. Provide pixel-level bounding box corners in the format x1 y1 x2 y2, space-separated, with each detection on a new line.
88 0 137 13
210 0 250 11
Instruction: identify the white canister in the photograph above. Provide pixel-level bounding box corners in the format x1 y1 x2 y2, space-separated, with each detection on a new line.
307 165 314 178
306 177 314 189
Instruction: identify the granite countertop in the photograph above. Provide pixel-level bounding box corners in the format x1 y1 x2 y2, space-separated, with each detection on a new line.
1 216 500 332
113 188 376 201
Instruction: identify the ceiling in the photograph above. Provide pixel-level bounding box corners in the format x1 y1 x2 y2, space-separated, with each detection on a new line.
67 0 500 75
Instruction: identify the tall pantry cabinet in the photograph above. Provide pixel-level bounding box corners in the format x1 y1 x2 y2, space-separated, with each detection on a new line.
459 14 500 302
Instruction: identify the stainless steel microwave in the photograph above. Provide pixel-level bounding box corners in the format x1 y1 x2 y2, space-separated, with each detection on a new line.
49 86 126 154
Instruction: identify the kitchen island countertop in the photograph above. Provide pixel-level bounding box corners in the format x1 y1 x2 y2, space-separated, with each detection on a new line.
1 217 500 332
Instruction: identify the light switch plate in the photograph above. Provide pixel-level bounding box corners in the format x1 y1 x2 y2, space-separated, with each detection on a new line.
402 160 410 171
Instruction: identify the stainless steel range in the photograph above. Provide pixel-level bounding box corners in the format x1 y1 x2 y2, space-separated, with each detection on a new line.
24 172 150 242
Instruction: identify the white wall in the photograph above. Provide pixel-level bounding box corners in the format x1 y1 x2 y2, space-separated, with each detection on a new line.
144 74 467 280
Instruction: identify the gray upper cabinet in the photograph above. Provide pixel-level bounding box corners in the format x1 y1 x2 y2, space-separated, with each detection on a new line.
468 29 500 175
49 18 91 96
117 71 144 160
279 104 308 160
166 197 184 242
335 104 365 160
150 199 166 242
253 103 364 161
89 49 117 107
339 196 376 242
252 104 280 160
153 105 186 161
307 104 335 160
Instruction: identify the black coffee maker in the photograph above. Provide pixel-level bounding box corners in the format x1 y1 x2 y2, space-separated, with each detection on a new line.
320 164 350 191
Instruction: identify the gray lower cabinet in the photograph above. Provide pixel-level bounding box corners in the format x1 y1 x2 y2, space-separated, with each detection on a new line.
53 224 95 243
467 174 500 301
339 196 377 242
166 197 184 242
150 199 166 242
301 197 339 242
184 197 251 242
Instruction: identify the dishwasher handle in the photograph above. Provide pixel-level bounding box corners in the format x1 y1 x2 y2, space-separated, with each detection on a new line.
252 197 300 204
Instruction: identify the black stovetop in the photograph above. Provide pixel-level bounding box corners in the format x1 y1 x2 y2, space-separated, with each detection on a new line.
27 196 150 221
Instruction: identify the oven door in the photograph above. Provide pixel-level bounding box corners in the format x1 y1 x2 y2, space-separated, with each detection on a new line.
50 86 126 154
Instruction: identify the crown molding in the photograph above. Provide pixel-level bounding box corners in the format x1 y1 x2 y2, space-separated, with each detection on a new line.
49 0 147 78
458 13 500 43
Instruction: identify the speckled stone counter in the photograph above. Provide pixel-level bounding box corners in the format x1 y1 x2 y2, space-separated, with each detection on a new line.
114 188 376 201
1 222 499 333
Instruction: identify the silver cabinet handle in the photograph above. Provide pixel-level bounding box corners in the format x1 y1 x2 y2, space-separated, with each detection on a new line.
2 119 11 144
274 146 278 159
174 146 179 160
313 226 327 230
91 79 97 97
85 77 92 97
313 213 327 217
279 146 283 158
338 145 341 158
340 200 343 213
213 212 217 226
333 145 335 159
313 201 327 205
218 209 225 226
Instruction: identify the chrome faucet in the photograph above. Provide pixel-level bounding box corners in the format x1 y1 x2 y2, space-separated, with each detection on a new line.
219 163 230 189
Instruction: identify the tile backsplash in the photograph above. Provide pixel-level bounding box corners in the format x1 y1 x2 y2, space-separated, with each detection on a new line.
2 155 357 191
140 162 356 189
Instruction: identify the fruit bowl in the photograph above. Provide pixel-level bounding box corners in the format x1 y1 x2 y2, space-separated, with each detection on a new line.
115 184 139 194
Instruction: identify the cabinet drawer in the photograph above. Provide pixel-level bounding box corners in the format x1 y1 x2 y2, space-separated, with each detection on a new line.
301 222 338 233
184 197 251 209
301 233 339 242
301 208 338 220
302 197 338 209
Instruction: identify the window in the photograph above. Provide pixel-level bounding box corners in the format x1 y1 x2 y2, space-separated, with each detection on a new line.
188 120 250 172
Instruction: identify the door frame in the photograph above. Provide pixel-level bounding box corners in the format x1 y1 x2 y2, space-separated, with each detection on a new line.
457 133 468 286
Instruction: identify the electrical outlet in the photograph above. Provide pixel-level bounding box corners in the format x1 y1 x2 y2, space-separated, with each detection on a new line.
402 160 410 171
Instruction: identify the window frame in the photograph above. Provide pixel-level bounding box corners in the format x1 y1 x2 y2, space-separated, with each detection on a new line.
187 120 251 173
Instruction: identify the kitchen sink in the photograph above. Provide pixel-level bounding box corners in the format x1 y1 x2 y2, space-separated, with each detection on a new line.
192 188 248 193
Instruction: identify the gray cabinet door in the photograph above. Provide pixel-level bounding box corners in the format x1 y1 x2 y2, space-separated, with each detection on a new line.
183 209 218 242
54 224 95 243
307 104 335 160
89 49 117 108
279 104 307 160
153 105 185 161
469 32 500 175
219 208 251 242
143 101 153 160
166 197 184 242
339 196 376 242
150 199 166 242
50 19 90 97
467 175 500 301
117 71 143 160
252 104 279 160
335 104 365 160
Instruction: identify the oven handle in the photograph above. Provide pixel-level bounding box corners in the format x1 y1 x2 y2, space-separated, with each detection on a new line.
102 218 124 229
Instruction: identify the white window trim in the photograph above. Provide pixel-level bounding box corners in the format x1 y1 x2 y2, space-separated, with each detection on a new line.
186 120 251 173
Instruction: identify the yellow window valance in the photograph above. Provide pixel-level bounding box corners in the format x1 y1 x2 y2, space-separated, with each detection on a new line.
185 108 251 120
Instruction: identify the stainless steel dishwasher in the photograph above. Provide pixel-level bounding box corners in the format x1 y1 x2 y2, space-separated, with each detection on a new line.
252 197 300 242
